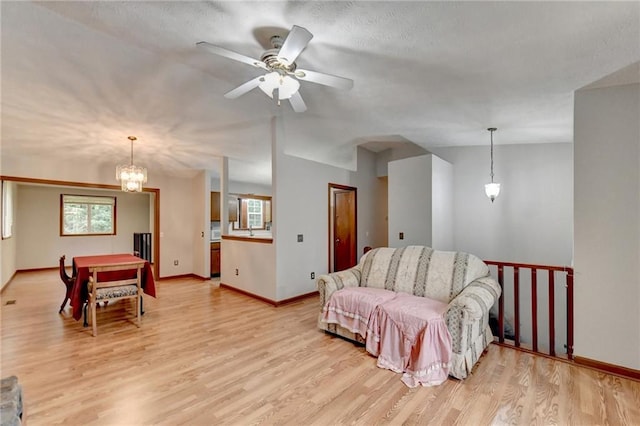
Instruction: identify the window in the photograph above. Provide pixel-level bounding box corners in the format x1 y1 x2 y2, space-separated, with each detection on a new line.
231 194 271 230
246 199 263 229
61 194 116 236
1 181 14 239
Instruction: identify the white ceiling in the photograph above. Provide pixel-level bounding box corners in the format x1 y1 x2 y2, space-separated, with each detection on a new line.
2 1 639 185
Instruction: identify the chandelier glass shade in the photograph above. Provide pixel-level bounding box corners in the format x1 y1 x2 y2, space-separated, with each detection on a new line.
485 127 500 202
116 136 147 192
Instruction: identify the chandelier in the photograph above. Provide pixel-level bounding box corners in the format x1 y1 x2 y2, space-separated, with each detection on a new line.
116 136 147 192
484 127 500 202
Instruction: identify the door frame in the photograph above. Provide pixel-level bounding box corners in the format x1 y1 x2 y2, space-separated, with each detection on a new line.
327 183 357 273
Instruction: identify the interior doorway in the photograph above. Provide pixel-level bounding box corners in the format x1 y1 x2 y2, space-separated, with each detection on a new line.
328 183 357 272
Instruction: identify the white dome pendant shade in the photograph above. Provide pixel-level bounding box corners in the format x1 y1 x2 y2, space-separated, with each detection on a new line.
485 127 500 202
485 182 501 202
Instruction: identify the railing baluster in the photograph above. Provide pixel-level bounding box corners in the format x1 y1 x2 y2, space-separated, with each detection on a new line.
484 260 573 362
514 266 520 347
549 270 555 357
532 269 538 353
566 268 574 360
498 265 504 343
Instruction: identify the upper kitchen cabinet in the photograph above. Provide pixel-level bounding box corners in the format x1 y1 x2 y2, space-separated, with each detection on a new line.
211 191 239 222
211 191 221 221
228 194 238 222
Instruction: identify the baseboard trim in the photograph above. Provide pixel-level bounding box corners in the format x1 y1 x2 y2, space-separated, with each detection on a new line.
219 283 318 307
1 271 18 294
18 266 58 273
157 273 208 281
219 283 277 306
574 356 640 381
275 290 318 307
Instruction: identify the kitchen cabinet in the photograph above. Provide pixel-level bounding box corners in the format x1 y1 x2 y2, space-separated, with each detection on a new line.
210 242 221 276
229 196 238 222
211 192 221 221
211 192 237 222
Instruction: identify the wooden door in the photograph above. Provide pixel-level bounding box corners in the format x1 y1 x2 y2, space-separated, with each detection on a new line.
333 189 357 272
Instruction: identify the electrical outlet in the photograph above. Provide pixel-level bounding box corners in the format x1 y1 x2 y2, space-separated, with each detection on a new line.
310 272 315 279
235 268 239 276
297 234 303 242
173 259 179 266
399 232 404 240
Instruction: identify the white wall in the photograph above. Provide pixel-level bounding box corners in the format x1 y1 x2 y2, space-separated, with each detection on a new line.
220 239 276 300
375 176 389 248
272 118 380 301
432 155 454 250
431 143 574 355
349 148 384 253
1 153 203 279
1 181 18 289
210 178 272 196
431 143 574 265
15 185 150 269
192 171 208 279
574 82 640 370
387 154 453 250
388 155 433 247
152 173 201 278
375 143 429 177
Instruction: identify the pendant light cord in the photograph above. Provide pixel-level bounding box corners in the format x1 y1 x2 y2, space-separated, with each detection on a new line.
128 136 137 166
488 127 496 183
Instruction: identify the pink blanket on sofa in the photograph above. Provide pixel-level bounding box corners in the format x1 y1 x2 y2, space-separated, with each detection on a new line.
322 287 397 339
366 293 452 387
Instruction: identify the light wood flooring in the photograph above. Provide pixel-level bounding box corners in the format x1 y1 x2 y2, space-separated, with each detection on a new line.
2 270 639 425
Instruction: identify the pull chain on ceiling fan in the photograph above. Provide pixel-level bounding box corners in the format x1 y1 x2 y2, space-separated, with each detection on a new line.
197 25 354 112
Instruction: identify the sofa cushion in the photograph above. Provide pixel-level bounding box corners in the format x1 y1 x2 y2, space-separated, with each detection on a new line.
360 246 489 303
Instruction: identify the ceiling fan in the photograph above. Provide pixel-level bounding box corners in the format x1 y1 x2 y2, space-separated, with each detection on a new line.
196 25 353 113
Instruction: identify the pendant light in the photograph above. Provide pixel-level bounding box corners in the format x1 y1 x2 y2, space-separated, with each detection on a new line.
484 127 500 202
116 136 147 192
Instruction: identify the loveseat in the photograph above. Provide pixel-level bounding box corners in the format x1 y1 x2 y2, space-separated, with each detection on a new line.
317 245 501 380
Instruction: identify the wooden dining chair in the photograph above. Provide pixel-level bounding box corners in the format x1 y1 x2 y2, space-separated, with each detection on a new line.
58 255 75 313
86 261 145 337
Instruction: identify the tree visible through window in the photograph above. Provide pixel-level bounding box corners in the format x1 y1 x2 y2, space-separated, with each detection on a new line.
61 194 116 236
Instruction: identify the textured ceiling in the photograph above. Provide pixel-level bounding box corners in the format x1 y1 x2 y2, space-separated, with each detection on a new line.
2 1 639 185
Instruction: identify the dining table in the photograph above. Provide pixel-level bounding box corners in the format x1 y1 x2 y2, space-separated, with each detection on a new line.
70 253 156 321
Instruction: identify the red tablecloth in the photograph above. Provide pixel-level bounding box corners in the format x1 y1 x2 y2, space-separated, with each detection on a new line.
70 254 156 320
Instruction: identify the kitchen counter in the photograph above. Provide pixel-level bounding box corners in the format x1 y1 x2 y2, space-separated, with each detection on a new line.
221 234 273 244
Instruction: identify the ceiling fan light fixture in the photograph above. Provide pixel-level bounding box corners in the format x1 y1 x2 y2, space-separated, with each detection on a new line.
258 72 300 100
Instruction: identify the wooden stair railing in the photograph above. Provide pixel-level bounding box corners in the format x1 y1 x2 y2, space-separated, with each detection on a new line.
484 260 574 360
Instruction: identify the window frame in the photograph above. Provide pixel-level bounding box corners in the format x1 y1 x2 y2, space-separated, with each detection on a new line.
246 199 263 229
60 194 117 236
231 194 271 231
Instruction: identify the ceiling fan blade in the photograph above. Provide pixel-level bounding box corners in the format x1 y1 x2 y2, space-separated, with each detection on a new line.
277 25 313 65
289 91 307 113
224 76 263 99
196 41 267 70
295 69 354 91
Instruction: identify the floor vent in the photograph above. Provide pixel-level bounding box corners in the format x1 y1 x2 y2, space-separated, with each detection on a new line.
5 300 16 305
